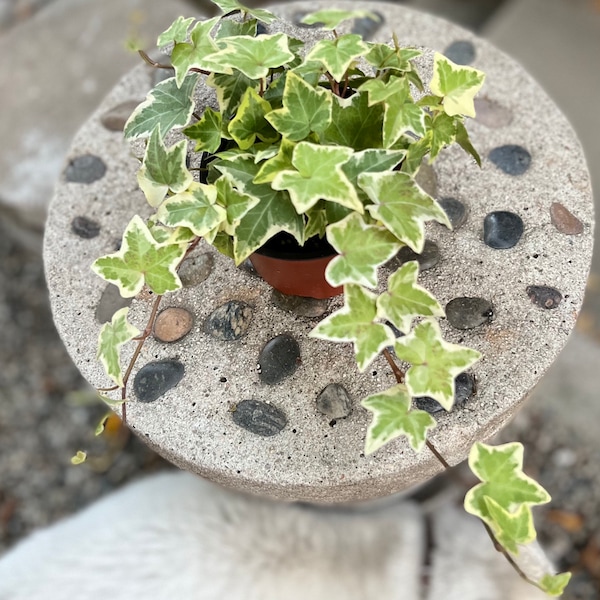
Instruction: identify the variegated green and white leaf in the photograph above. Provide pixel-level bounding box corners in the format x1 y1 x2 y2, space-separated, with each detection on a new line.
211 0 276 24
157 16 195 47
183 107 223 153
254 138 296 184
310 284 395 371
426 112 457 162
364 42 421 73
207 71 259 118
377 261 444 334
215 176 260 234
301 9 380 31
228 87 278 150
215 18 257 39
393 319 481 409
97 307 140 387
359 171 450 252
305 34 369 82
362 384 436 454
325 213 401 288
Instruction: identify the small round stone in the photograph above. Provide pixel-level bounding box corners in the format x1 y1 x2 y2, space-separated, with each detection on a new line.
232 399 287 437
395 240 440 271
550 202 584 235
271 290 329 318
154 307 194 343
415 372 476 414
439 198 468 230
133 360 185 403
483 211 524 249
474 97 513 129
95 284 132 324
100 100 141 132
526 285 563 309
179 252 214 287
258 334 301 385
443 40 476 65
204 301 253 341
351 12 384 39
316 384 352 419
446 297 494 330
71 216 100 239
64 154 107 184
489 145 532 176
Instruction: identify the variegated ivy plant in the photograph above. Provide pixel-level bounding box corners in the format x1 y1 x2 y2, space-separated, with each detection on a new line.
89 1 569 594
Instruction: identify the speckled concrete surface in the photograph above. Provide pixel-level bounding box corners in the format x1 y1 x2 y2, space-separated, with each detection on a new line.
43 1 594 502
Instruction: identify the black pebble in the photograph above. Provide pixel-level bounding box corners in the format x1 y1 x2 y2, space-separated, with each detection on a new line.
258 334 301 385
204 301 253 341
134 360 185 403
444 40 476 65
316 384 352 419
446 297 494 330
526 285 562 309
415 372 476 414
439 197 468 230
71 216 101 239
232 399 287 436
395 239 440 271
351 12 384 39
483 211 524 249
489 145 532 176
64 155 107 184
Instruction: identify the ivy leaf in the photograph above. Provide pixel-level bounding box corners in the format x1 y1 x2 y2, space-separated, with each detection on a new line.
97 307 140 388
304 207 328 240
71 451 87 465
483 497 535 554
302 9 380 31
341 148 405 199
426 112 458 162
215 176 260 234
464 442 551 532
360 76 426 147
305 34 369 82
377 261 444 334
266 71 333 141
183 108 223 154
124 74 198 140
325 213 401 288
322 92 384 150
157 182 227 237
393 319 481 409
400 137 430 177
157 16 195 47
430 52 485 118
364 43 421 73
538 573 572 597
206 34 295 80
358 172 450 253
362 384 437 454
207 71 259 118
273 142 361 214
455 120 481 167
91 215 186 297
215 18 257 39
229 87 278 150
170 17 223 86
310 284 395 371
137 126 193 207
211 0 276 24
254 138 296 184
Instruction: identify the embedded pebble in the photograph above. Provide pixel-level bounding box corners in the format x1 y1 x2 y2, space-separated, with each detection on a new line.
526 285 563 309
133 360 185 403
258 334 301 385
271 290 329 318
238 259 258 277
474 97 513 129
95 284 132 324
204 301 253 341
446 297 493 330
71 216 100 239
179 252 214 287
232 399 287 436
439 197 468 230
154 307 194 343
100 100 141 132
483 211 524 249
415 372 476 413
64 155 107 183
550 202 583 235
395 240 440 271
443 40 476 65
316 384 353 419
415 162 438 198
351 12 383 39
489 145 531 176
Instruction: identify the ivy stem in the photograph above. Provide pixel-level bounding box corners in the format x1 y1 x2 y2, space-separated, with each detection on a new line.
382 348 405 383
138 49 171 69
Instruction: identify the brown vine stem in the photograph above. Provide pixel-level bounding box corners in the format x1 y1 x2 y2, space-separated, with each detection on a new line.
138 50 172 70
383 345 538 588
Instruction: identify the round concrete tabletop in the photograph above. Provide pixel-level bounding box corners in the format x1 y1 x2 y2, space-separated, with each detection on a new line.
44 1 594 503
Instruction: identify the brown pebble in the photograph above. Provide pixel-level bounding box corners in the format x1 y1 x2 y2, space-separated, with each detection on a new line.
100 100 142 132
154 307 194 343
550 202 583 235
474 97 513 129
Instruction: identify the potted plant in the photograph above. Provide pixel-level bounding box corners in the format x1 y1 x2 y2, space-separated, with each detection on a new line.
88 1 569 594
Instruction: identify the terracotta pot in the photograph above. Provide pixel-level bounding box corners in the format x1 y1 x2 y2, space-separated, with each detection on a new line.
249 233 343 299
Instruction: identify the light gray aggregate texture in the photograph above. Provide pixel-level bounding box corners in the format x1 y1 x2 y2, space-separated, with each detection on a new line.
44 1 594 503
